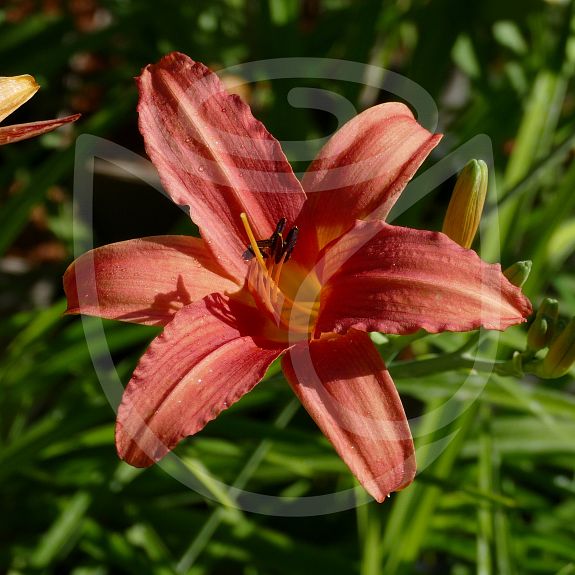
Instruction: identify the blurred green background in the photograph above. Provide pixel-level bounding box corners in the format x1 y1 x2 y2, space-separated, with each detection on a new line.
2 0 575 573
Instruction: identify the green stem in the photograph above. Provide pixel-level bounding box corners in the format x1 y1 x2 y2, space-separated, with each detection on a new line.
392 353 507 379
380 329 429 363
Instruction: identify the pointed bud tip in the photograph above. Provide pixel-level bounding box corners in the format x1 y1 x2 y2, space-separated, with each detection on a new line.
540 298 559 315
503 260 532 287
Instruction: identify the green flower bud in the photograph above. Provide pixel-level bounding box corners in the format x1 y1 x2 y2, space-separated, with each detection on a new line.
503 260 532 288
442 159 488 248
527 317 548 351
537 317 575 378
527 298 558 351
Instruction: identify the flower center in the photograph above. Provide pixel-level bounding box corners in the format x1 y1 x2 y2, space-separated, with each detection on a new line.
240 213 319 337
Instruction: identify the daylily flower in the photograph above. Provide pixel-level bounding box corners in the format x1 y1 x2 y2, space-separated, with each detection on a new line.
64 52 531 502
0 75 79 145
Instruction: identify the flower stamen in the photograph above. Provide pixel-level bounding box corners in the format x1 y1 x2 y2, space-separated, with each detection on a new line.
240 213 315 335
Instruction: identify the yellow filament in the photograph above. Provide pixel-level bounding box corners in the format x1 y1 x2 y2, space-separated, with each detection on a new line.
272 253 286 286
271 253 285 305
257 269 276 319
240 212 266 271
267 257 276 302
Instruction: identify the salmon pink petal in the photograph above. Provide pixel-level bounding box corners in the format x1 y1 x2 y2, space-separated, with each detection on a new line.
316 220 532 335
64 236 238 326
295 103 441 265
138 52 306 281
0 114 80 145
116 294 286 467
282 330 415 502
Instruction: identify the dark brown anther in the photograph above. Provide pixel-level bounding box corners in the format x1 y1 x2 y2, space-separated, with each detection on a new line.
275 218 287 235
282 226 299 261
271 234 285 264
269 218 288 262
242 247 255 261
271 232 284 263
242 239 273 261
242 217 296 263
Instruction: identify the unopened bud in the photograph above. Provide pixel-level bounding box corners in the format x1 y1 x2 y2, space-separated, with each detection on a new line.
537 317 575 378
527 298 559 351
527 317 548 351
0 75 39 123
503 261 532 287
442 159 488 248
